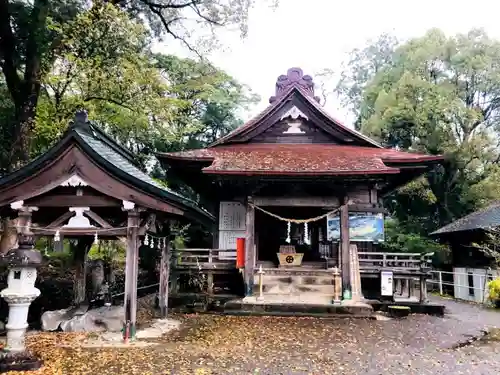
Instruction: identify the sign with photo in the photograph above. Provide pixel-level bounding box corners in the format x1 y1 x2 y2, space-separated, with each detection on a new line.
326 212 384 242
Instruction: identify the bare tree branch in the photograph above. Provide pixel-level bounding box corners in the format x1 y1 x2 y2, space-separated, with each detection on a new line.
143 0 200 9
149 8 204 59
83 96 135 112
191 2 223 26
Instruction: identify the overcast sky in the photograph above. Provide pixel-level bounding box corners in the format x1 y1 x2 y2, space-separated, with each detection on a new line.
157 0 500 127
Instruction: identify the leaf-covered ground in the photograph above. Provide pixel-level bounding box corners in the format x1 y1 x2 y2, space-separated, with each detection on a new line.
4 313 499 374
6 297 500 375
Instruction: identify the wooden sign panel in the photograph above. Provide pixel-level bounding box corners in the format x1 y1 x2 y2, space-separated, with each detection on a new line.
219 202 246 231
218 230 245 250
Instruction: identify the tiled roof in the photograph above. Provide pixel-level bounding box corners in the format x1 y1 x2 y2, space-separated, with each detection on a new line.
0 111 213 224
74 125 212 219
431 202 500 235
160 144 442 176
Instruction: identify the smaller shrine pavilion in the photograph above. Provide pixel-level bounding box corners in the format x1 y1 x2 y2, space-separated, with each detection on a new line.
0 111 213 342
158 67 444 304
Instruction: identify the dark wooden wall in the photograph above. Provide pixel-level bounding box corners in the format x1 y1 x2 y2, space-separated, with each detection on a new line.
251 119 336 144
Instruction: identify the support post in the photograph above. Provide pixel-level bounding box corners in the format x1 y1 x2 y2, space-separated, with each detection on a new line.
419 275 428 303
123 203 139 341
340 200 351 300
419 254 428 303
349 244 363 302
401 279 409 297
158 220 171 318
244 197 255 296
438 271 443 295
333 267 341 304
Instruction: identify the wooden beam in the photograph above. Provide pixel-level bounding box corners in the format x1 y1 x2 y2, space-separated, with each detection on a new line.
46 211 74 228
158 220 171 318
244 197 255 296
26 194 121 207
35 228 128 237
85 210 112 228
348 204 387 214
340 199 351 300
252 196 339 207
123 208 140 341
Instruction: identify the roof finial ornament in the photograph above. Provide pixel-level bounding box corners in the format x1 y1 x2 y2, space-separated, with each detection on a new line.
72 108 89 128
269 68 321 104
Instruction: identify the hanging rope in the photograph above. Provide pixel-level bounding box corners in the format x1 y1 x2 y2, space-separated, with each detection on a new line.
11 225 138 233
249 200 352 224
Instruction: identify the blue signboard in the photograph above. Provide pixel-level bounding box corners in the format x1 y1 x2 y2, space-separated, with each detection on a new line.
326 212 384 242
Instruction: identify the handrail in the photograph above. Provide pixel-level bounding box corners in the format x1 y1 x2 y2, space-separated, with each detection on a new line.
358 251 433 269
173 248 433 271
173 248 236 269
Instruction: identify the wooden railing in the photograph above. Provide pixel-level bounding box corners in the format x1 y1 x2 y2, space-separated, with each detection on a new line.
173 248 236 270
358 252 433 273
173 249 434 273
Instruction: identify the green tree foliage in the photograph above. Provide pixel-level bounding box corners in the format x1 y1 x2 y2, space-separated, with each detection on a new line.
0 0 267 172
334 29 500 259
381 218 450 266
335 32 399 127
10 4 257 169
336 29 500 233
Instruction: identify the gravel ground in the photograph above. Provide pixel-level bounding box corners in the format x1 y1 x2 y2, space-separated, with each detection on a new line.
45 296 500 375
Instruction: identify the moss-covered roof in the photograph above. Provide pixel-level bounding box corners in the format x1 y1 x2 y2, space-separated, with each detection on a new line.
431 202 500 235
0 111 214 226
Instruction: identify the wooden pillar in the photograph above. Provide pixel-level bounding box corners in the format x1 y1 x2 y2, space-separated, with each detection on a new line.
419 275 428 303
244 197 255 296
158 220 171 318
340 200 351 300
123 204 139 340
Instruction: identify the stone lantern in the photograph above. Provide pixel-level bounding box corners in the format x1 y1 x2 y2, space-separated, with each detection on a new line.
0 230 42 352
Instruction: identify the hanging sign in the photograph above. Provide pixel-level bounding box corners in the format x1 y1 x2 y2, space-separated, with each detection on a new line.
326 212 385 242
381 271 394 296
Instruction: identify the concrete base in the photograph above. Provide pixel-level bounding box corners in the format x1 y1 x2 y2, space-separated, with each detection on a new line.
367 300 445 316
224 297 373 318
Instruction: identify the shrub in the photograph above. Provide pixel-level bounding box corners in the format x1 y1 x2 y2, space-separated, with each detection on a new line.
488 278 500 301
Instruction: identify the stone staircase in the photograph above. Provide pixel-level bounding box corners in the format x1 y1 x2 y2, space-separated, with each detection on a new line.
252 268 339 304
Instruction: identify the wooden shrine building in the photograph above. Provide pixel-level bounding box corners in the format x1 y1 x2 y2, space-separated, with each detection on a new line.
0 111 213 338
158 68 443 304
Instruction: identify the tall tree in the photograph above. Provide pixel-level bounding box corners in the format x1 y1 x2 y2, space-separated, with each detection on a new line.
336 29 500 233
0 0 268 172
334 33 399 129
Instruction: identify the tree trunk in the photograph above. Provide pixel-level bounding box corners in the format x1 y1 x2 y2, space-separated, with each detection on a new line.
71 237 93 306
10 96 39 170
0 217 19 254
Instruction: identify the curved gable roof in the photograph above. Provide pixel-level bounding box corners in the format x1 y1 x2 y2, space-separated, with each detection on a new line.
0 112 214 226
209 68 382 148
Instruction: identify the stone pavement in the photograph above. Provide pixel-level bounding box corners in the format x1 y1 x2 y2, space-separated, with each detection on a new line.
429 295 500 329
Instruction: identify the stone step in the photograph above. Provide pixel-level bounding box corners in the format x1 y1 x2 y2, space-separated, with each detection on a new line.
254 283 336 295
255 274 334 286
245 293 336 305
224 298 374 317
